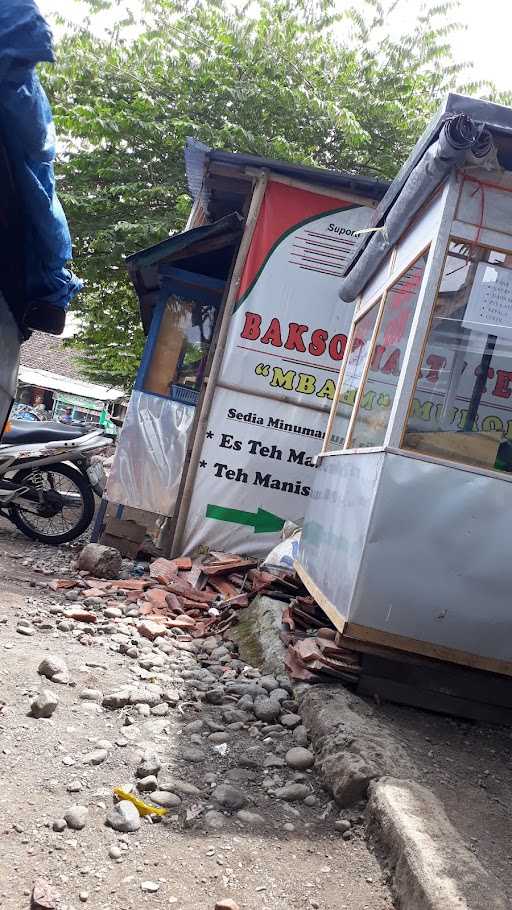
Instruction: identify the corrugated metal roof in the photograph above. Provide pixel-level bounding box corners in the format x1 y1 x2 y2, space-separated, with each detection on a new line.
184 138 389 211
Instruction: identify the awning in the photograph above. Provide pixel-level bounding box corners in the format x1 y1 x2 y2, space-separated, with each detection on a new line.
17 366 125 402
126 212 243 333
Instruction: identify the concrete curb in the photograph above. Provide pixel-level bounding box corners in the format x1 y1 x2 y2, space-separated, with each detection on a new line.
298 686 507 910
366 777 508 910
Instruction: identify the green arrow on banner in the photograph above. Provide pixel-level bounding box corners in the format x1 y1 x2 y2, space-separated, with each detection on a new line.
206 503 285 534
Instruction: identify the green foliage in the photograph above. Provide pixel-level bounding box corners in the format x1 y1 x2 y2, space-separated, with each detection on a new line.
43 0 476 388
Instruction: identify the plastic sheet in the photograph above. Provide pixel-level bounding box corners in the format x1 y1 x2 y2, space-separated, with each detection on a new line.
106 390 195 517
0 0 82 329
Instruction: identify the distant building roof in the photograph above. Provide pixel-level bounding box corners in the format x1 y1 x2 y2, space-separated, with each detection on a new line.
20 331 84 381
19 332 125 402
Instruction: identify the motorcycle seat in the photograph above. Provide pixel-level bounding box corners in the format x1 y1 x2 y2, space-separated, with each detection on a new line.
1 420 88 446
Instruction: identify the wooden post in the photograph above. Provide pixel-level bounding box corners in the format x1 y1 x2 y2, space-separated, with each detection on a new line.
169 170 269 557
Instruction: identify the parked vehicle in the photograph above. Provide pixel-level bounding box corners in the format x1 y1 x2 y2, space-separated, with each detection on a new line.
0 419 113 544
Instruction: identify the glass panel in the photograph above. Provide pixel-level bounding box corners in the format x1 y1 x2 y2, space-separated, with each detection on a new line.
348 252 428 448
143 295 217 398
326 304 379 451
403 242 512 473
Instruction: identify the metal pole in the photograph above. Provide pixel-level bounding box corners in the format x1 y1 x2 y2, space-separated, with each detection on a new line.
170 170 269 557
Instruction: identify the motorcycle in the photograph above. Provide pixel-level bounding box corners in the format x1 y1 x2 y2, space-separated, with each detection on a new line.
0 419 114 544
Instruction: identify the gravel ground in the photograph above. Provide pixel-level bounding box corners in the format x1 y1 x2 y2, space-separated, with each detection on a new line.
0 520 392 910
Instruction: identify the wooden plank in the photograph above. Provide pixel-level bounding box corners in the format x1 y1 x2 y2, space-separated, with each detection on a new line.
294 561 347 632
343 622 512 678
360 654 512 710
357 675 512 725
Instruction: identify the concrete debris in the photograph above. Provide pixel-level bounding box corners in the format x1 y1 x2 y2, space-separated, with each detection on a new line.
37 655 69 684
105 800 141 833
78 543 122 579
31 878 57 909
367 777 508 910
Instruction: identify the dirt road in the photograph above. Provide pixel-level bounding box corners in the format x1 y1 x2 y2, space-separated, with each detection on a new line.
0 522 392 910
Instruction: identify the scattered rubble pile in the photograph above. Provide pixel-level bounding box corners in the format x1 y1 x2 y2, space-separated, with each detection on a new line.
51 543 362 688
282 600 361 684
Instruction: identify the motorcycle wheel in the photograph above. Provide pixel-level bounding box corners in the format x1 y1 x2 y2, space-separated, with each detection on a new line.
7 463 96 545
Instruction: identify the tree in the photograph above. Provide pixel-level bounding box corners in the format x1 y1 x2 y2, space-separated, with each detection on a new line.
43 0 477 389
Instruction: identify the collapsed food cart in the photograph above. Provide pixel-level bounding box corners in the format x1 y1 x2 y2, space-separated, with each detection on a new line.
296 94 512 717
98 142 387 556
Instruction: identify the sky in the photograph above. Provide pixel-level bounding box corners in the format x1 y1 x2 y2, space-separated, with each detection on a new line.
37 0 512 93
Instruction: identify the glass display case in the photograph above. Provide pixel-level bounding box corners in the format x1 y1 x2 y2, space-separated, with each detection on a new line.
297 95 512 675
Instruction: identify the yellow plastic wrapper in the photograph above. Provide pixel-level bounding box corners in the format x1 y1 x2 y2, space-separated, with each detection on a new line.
113 787 168 817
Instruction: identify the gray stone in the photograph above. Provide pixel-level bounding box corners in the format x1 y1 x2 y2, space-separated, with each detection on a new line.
151 703 169 716
184 719 204 734
204 687 225 705
286 747 315 770
304 795 317 806
202 636 219 653
151 790 181 808
137 775 158 793
52 818 67 832
78 543 122 579
260 675 279 692
109 845 122 859
135 703 151 717
159 779 201 797
30 689 59 719
293 725 309 747
236 809 265 827
64 805 89 830
106 800 141 833
270 688 289 703
204 810 225 831
237 694 255 711
226 681 263 699
182 747 206 763
57 620 75 632
84 748 108 766
141 881 160 893
136 753 161 777
38 655 69 682
102 687 134 710
281 713 302 730
66 780 82 793
274 784 310 802
253 695 281 723
221 707 249 725
208 731 230 745
129 687 164 708
264 754 285 769
79 688 102 702
335 818 352 833
212 784 247 810
104 607 123 618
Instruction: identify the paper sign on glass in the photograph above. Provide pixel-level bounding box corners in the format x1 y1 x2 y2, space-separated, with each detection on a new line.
463 262 512 339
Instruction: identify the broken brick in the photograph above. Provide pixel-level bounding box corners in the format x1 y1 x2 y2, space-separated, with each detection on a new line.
65 611 98 624
49 579 78 591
